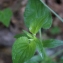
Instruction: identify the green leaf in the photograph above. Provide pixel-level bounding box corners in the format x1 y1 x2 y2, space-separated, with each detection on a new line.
50 26 60 35
40 0 63 22
12 37 36 63
14 33 27 39
24 0 52 34
42 13 52 29
23 30 33 38
26 55 42 63
34 38 42 52
34 38 45 59
43 39 63 48
41 58 56 63
14 30 33 39
0 8 13 27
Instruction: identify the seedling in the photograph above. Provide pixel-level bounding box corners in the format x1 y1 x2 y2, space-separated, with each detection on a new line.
0 0 63 63
12 0 63 63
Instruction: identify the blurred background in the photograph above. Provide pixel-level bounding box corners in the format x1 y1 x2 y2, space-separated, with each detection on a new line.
0 0 63 63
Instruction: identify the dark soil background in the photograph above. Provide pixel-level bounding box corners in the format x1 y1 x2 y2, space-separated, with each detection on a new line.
0 0 63 63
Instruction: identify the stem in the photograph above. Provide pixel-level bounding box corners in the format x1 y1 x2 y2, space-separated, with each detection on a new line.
40 0 63 22
39 29 42 42
39 29 47 61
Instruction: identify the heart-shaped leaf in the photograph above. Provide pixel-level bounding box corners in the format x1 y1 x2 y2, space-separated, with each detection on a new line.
12 37 36 63
43 39 63 48
0 8 13 27
24 0 52 34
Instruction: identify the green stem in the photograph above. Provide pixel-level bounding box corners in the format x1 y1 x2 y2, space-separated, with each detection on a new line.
40 0 63 22
39 29 42 42
39 29 47 61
